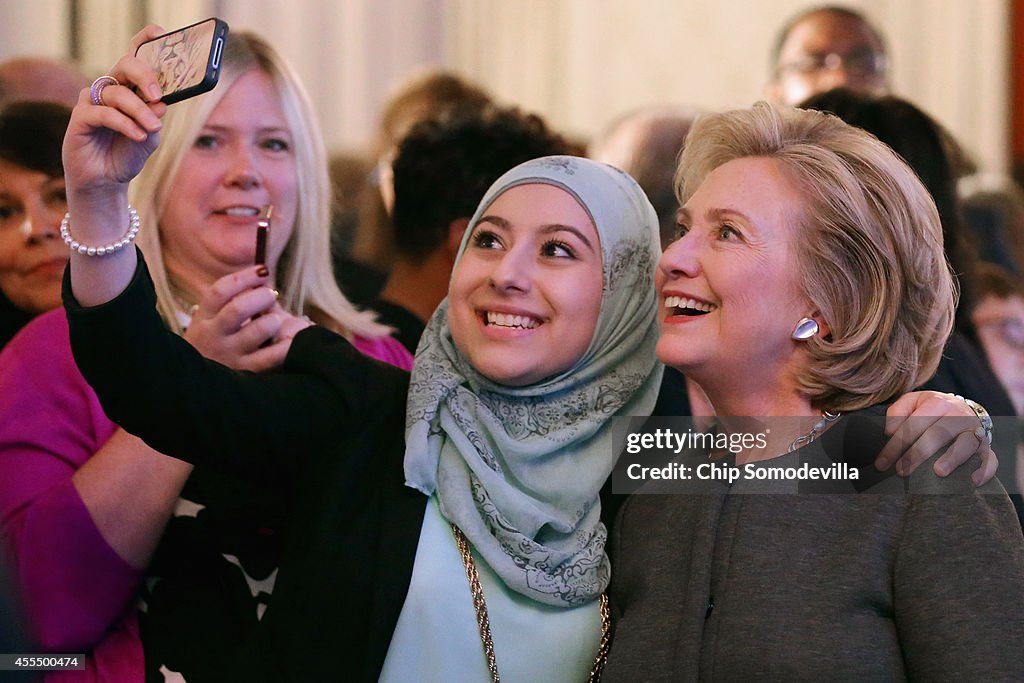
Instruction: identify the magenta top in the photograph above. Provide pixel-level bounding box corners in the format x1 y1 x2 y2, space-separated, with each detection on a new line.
0 309 412 681
350 326 415 373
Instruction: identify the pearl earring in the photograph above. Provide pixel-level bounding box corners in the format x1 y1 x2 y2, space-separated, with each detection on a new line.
792 317 818 340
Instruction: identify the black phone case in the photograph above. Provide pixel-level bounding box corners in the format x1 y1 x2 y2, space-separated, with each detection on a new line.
135 18 229 105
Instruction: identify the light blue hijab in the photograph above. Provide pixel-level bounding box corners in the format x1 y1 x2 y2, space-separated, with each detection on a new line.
404 156 663 607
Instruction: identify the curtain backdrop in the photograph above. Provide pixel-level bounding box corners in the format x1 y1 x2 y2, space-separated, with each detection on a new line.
0 0 1009 172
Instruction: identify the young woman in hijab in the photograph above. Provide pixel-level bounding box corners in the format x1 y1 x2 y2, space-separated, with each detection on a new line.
66 154 660 682
58 30 996 681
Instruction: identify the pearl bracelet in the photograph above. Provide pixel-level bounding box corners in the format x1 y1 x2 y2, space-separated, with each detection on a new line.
61 206 141 256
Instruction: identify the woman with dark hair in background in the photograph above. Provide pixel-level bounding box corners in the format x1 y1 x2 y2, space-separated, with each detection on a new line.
0 101 71 348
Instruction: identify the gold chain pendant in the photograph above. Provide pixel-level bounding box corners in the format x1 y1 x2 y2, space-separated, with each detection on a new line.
451 524 611 683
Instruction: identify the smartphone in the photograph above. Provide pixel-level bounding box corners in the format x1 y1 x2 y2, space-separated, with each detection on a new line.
135 18 229 105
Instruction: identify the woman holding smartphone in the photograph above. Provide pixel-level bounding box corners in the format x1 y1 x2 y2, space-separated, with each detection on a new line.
0 28 409 681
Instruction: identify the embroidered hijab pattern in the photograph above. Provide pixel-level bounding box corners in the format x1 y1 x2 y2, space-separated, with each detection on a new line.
405 156 663 606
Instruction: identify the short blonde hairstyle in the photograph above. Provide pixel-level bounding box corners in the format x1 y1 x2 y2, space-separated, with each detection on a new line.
130 31 389 339
676 102 956 411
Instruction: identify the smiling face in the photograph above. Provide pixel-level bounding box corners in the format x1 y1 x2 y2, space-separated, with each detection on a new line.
448 183 604 386
159 69 297 293
656 157 815 409
0 158 68 314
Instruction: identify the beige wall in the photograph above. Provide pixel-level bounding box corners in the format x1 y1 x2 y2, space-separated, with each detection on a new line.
0 0 71 59
0 0 1010 172
452 0 1010 173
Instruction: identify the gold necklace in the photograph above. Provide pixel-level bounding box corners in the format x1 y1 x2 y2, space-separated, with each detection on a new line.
451 524 611 683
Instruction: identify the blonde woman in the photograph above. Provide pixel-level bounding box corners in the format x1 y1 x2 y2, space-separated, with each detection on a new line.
0 29 409 681
605 103 1024 681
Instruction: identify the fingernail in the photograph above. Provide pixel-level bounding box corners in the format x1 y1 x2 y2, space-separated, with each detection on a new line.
874 458 889 471
972 472 982 486
935 462 950 477
256 266 269 277
148 84 162 101
270 288 280 299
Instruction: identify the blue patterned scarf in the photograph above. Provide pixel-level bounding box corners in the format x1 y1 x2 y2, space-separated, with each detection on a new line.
404 156 663 607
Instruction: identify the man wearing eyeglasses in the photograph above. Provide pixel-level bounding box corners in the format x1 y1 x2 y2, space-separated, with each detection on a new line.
766 5 889 107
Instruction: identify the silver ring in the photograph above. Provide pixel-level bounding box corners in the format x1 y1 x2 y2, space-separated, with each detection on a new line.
89 75 119 106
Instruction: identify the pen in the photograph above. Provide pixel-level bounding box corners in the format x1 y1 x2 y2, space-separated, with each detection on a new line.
255 204 273 266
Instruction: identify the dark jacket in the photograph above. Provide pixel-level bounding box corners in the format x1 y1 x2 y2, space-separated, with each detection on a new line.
65 255 425 681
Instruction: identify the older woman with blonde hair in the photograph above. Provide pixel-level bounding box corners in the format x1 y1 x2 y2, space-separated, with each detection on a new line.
0 28 409 681
129 33 395 347
605 102 1024 680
